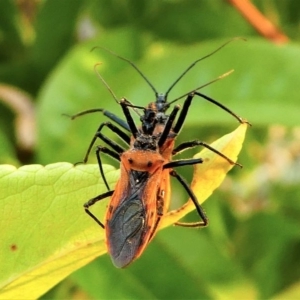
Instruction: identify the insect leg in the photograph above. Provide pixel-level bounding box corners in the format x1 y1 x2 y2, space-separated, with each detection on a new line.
84 190 114 228
172 92 249 135
158 105 180 147
94 130 125 155
81 128 124 191
95 145 120 191
120 99 139 138
163 158 203 169
79 122 129 164
172 93 193 134
169 170 208 228
172 140 242 167
66 108 131 131
194 92 248 124
148 190 165 242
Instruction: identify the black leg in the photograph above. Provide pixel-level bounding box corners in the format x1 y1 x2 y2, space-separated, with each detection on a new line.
120 99 139 138
172 94 193 134
163 158 203 169
194 92 248 124
172 92 249 135
158 105 180 148
172 140 242 167
76 124 125 191
102 110 131 131
84 190 114 228
94 132 125 155
81 122 130 164
170 170 208 228
65 108 131 131
95 146 120 191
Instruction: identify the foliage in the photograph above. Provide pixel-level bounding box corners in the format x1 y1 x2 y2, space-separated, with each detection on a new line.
0 126 246 299
0 0 300 299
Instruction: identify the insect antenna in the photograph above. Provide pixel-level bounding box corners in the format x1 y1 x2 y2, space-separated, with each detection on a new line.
166 69 234 108
165 37 246 98
92 46 159 97
63 108 106 120
64 63 142 120
94 63 142 117
63 63 122 119
94 63 119 103
167 69 250 125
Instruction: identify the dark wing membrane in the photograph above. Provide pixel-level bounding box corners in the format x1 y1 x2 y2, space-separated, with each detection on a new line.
107 197 145 268
107 170 149 268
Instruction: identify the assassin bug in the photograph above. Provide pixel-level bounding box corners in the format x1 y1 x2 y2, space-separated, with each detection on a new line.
69 40 249 268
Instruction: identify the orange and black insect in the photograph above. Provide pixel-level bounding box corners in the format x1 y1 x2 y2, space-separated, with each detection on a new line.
69 41 248 268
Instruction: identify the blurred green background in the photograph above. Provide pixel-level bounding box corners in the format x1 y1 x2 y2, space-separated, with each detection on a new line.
1 0 300 299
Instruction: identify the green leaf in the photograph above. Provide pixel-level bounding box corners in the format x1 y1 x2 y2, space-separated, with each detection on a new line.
0 123 247 297
0 0 24 60
37 37 300 166
235 212 300 298
30 0 84 86
36 28 145 164
71 233 214 300
90 0 253 42
71 218 254 300
161 123 247 228
0 163 118 299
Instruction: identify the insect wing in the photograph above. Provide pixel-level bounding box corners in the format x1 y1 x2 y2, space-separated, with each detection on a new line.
107 195 145 268
106 169 159 268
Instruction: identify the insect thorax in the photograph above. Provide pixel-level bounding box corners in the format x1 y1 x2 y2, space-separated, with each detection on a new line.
133 133 158 151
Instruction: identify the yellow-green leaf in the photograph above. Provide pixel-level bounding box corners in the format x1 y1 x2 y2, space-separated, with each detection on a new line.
0 124 247 298
160 123 248 228
0 163 119 299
